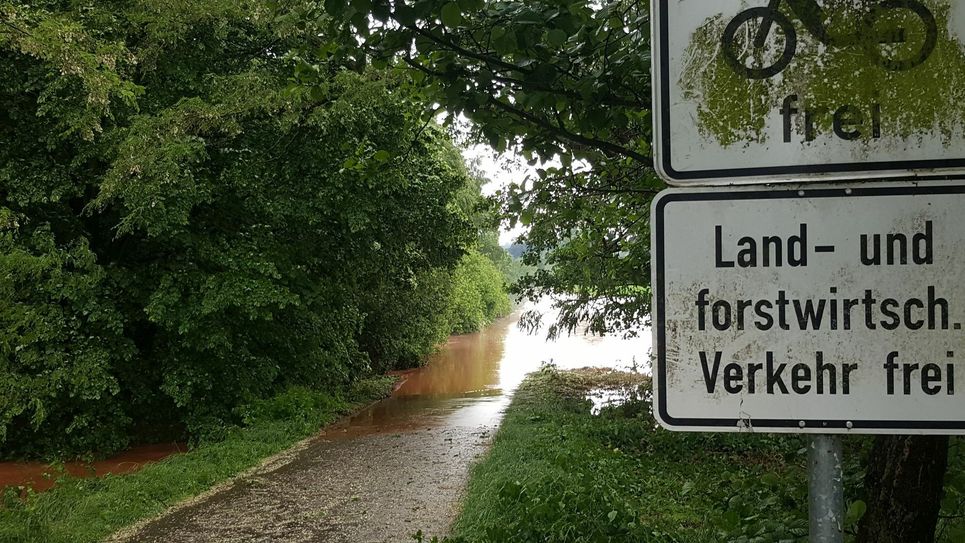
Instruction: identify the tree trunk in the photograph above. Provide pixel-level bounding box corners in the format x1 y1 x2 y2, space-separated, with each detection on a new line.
857 435 949 543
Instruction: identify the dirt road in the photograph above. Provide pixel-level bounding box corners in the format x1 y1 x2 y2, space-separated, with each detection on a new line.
115 415 493 543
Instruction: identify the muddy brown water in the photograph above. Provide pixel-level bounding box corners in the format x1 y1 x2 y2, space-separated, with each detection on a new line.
0 442 187 493
23 301 651 542
346 301 652 436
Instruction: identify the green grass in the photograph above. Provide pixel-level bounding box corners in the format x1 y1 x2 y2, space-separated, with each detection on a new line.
431 366 965 543
439 366 872 543
0 377 395 543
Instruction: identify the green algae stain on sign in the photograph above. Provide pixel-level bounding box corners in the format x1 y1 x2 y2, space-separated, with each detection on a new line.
679 0 965 150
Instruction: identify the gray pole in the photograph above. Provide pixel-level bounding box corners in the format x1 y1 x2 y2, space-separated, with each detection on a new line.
809 434 844 543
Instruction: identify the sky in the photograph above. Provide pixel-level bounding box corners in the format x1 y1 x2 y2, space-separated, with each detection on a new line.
444 109 532 246
447 112 568 247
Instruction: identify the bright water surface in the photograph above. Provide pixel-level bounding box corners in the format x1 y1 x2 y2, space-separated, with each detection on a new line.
338 299 652 436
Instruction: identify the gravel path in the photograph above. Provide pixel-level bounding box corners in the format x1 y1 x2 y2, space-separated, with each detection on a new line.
113 399 497 543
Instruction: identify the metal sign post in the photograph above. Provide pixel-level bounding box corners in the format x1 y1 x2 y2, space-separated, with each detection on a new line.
651 183 965 539
649 1 965 540
809 435 844 543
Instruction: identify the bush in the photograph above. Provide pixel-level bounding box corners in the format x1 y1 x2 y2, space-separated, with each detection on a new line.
0 2 504 458
448 251 513 334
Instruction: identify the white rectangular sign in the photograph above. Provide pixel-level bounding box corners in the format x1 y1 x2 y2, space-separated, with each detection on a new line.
652 0 965 185
652 183 965 434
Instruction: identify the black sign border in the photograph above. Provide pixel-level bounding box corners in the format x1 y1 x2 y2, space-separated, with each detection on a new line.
656 3 965 183
654 183 965 431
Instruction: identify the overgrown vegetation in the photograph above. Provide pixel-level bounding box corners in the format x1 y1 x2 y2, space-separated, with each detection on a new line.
0 1 511 459
0 377 394 543
416 367 965 543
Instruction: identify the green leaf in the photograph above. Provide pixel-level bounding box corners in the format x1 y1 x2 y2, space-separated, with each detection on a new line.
394 4 416 25
457 0 483 11
493 30 517 55
947 522 965 542
546 29 568 47
324 0 345 16
761 472 780 486
721 509 740 530
845 500 867 526
373 150 391 162
371 1 390 20
520 209 534 226
531 63 557 83
309 86 327 102
441 3 463 28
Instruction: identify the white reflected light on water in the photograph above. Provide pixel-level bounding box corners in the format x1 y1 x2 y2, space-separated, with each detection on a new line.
497 301 650 393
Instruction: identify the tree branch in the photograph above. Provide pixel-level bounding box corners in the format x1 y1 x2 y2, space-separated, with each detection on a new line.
486 97 652 165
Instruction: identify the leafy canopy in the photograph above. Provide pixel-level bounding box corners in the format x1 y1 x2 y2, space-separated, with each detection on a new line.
1 0 509 457
317 0 660 337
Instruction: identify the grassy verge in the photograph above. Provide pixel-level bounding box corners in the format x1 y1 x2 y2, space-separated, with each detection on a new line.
0 377 395 543
441 367 965 543
439 366 870 543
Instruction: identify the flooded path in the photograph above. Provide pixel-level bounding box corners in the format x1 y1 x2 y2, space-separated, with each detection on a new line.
342 301 649 437
114 302 650 543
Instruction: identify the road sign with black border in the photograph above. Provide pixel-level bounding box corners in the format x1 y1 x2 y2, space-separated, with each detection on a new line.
652 182 965 433
651 0 965 185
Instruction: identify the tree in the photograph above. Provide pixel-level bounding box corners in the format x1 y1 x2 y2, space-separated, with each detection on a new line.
858 436 949 543
316 0 954 540
315 0 659 337
0 0 499 457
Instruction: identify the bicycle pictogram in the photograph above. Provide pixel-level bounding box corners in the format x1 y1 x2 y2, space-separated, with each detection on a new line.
721 0 938 80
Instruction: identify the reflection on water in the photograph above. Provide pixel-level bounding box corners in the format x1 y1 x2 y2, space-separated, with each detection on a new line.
585 387 644 416
335 300 651 436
